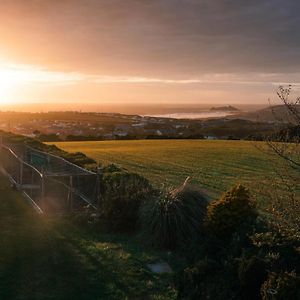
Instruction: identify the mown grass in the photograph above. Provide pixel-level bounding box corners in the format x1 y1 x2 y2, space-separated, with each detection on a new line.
0 175 176 300
52 140 281 198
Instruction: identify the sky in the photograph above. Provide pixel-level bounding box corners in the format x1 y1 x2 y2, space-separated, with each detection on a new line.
0 0 300 109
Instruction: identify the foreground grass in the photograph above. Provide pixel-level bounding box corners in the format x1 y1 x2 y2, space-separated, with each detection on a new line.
0 175 176 300
53 140 280 197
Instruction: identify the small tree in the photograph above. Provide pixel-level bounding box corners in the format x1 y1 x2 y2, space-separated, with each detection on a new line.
206 185 257 239
262 86 300 236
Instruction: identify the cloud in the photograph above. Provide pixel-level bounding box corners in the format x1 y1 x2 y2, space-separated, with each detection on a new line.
0 0 300 78
1 0 300 105
3 62 300 89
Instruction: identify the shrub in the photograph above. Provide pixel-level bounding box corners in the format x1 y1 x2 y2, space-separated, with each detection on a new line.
102 163 124 173
261 271 300 300
139 179 208 249
100 171 154 232
238 256 268 299
206 185 257 239
176 257 240 300
176 258 220 299
70 205 98 229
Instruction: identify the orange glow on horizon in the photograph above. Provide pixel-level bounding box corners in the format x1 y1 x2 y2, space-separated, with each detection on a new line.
0 58 294 108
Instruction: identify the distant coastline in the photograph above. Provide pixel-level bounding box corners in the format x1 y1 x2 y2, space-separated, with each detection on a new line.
146 111 238 119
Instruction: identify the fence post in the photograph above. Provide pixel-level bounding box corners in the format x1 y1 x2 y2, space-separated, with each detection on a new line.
0 135 3 160
69 176 74 212
19 159 23 185
96 167 103 209
41 167 45 212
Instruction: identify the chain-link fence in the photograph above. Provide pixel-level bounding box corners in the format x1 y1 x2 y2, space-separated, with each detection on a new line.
0 136 100 214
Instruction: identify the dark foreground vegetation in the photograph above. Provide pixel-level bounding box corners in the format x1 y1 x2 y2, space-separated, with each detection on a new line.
0 175 176 300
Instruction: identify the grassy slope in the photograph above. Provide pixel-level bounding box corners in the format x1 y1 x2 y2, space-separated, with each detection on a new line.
52 140 278 197
0 175 176 300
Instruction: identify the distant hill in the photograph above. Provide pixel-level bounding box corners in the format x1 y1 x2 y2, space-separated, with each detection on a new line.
210 105 239 112
232 105 300 123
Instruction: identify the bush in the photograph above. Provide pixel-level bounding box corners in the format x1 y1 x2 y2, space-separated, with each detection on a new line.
176 257 241 300
261 271 300 300
206 185 257 239
102 163 124 173
176 258 220 299
139 179 208 249
70 205 99 229
238 256 268 299
100 171 154 232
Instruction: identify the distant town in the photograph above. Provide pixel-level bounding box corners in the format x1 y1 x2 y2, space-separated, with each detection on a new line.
0 106 279 142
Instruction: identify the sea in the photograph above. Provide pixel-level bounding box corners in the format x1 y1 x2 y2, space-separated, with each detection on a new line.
146 111 238 119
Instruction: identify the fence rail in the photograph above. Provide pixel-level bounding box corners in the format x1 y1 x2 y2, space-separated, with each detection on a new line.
0 137 100 214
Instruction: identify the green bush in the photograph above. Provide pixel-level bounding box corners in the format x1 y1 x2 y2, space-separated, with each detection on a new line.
261 271 300 300
139 180 208 249
206 185 257 239
100 171 154 232
102 163 124 173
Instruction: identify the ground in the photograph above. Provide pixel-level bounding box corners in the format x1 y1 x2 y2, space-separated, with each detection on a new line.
52 140 281 198
0 175 176 300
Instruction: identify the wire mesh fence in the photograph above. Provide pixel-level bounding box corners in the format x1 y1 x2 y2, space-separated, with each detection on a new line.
0 136 100 214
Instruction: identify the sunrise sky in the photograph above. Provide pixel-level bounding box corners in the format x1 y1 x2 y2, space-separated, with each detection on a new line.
0 0 300 108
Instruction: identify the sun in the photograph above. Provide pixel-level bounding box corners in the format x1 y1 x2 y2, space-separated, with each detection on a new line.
0 84 13 105
0 66 19 104
0 63 35 104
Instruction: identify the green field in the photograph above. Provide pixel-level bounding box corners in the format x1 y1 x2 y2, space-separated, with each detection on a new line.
52 140 280 198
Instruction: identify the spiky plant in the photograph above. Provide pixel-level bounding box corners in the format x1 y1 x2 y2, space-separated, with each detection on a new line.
139 178 208 249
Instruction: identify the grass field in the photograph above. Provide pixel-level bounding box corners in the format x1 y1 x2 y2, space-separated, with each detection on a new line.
52 140 280 198
0 175 176 299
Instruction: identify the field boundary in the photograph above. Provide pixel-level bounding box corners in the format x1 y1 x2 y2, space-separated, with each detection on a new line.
0 136 100 214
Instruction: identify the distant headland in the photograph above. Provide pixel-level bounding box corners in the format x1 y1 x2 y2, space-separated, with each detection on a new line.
210 105 239 112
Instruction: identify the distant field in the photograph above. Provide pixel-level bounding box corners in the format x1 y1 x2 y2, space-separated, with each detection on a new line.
52 140 281 198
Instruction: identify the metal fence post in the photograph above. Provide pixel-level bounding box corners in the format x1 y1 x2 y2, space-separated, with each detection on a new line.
41 167 45 212
96 167 103 209
0 135 3 160
19 159 24 185
69 175 74 212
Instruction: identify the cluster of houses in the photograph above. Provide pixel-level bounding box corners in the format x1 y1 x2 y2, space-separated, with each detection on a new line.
0 111 270 141
0 113 211 140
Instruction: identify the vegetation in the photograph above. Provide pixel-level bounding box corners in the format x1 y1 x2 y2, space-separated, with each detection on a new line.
1 87 299 299
1 130 96 168
175 185 300 299
0 175 176 300
261 271 300 300
100 171 155 232
139 179 208 249
206 185 257 239
261 86 300 238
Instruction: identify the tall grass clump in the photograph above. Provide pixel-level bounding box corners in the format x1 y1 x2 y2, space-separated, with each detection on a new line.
139 178 208 250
